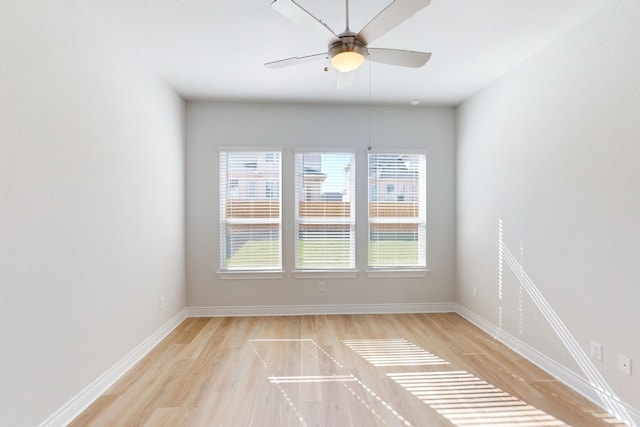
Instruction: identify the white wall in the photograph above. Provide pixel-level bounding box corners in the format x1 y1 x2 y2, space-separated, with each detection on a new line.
0 1 185 425
186 102 456 309
457 0 640 418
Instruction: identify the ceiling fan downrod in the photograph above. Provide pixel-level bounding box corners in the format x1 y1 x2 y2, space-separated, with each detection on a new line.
345 0 350 31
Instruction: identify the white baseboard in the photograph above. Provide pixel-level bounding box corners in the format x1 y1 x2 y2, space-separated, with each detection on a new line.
39 309 187 427
455 304 640 427
186 302 456 317
49 303 636 427
39 303 452 425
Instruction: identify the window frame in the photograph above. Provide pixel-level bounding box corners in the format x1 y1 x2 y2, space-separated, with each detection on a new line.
216 147 429 279
217 148 283 278
293 149 357 274
366 150 428 275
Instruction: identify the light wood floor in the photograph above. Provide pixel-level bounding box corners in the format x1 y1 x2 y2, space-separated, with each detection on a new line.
70 313 625 426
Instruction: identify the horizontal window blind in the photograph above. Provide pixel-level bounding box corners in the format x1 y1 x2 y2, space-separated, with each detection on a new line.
220 151 281 271
368 153 426 269
295 152 355 270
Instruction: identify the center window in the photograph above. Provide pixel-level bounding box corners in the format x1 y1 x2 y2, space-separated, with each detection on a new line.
294 152 355 271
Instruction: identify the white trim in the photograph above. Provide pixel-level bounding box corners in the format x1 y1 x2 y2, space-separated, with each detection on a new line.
454 304 498 338
218 146 283 152
224 218 280 224
217 271 284 280
367 148 428 155
456 304 598 398
365 269 429 278
293 146 357 153
46 305 639 427
39 309 187 427
297 217 355 224
369 217 423 224
455 304 640 427
187 303 455 317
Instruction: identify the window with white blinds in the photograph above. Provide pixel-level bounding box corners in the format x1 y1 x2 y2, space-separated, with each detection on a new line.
219 151 281 271
368 153 426 269
295 152 355 270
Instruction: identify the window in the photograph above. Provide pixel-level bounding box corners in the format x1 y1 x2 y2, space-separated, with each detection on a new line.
265 181 279 199
219 151 281 271
368 153 426 269
295 152 355 270
228 179 239 198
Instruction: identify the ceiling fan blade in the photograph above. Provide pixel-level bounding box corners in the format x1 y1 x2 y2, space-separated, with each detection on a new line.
358 0 431 44
336 70 356 90
367 48 431 68
272 0 338 42
265 53 326 69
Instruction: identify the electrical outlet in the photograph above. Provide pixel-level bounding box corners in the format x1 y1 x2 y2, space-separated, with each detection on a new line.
159 297 166 312
318 282 325 292
618 355 632 376
473 288 478 299
590 341 603 361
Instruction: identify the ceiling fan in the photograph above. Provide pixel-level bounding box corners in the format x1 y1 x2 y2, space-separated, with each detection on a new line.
265 0 432 85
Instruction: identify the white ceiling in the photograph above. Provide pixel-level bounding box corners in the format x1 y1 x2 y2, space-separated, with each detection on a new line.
85 0 605 105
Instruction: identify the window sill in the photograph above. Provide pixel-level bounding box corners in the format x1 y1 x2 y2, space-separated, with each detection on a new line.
293 270 359 279
217 271 284 280
364 269 430 278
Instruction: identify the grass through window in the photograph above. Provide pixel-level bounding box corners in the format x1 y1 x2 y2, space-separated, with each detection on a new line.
226 239 420 269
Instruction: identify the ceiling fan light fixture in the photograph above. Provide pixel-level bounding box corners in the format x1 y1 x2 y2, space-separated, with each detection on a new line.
331 51 364 73
329 36 367 73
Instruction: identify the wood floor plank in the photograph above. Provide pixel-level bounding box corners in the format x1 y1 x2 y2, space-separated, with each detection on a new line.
70 314 627 426
142 407 181 427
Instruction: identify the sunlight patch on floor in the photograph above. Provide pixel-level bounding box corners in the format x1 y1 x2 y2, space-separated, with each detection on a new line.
388 370 567 427
341 338 449 367
249 338 412 426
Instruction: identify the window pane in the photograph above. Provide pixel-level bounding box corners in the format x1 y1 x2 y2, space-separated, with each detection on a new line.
220 151 281 271
369 224 426 267
297 226 353 269
295 152 355 270
368 153 426 269
224 224 281 269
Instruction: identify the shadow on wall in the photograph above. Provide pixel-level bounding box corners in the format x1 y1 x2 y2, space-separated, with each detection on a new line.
497 218 635 427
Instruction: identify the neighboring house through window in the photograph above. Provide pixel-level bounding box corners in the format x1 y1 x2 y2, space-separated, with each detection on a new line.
295 151 355 271
219 150 282 271
368 153 426 269
265 181 279 199
219 149 426 275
